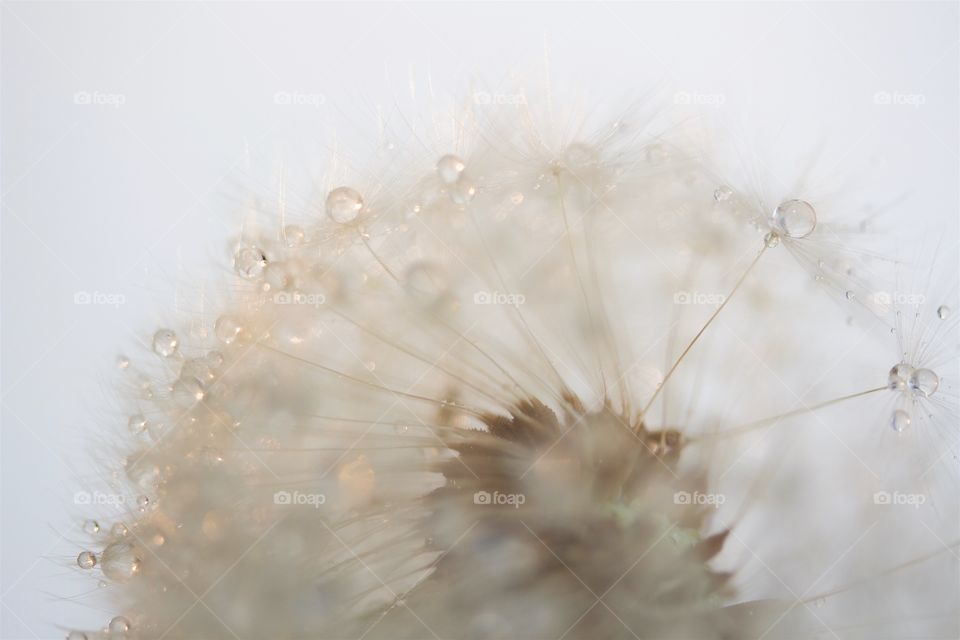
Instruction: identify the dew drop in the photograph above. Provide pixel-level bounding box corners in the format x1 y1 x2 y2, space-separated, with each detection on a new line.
233 247 268 279
111 523 129 537
127 414 147 435
771 199 817 239
888 363 915 390
764 232 780 248
206 350 224 368
100 542 141 581
82 520 100 535
325 186 364 224
151 329 179 357
108 616 131 635
283 225 306 248
116 356 130 370
937 305 950 320
908 368 939 397
172 377 205 403
436 154 466 184
214 315 243 345
891 410 911 433
713 185 733 202
449 179 477 205
136 495 150 511
77 550 97 569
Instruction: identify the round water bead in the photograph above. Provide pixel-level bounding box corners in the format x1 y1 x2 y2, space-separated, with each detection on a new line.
325 186 364 224
111 523 129 537
214 315 243 345
116 356 130 370
938 305 951 320
771 199 817 239
888 363 915 390
77 550 97 569
173 377 205 404
100 542 141 581
82 519 100 535
108 616 131 635
205 350 224 368
127 414 147 434
181 358 214 383
713 185 733 202
449 179 477 205
764 232 780 248
233 247 268 279
908 368 939 397
283 224 306 248
436 154 466 184
152 329 179 357
891 410 911 433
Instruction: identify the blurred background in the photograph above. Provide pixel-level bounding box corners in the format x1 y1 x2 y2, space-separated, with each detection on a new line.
2 2 957 637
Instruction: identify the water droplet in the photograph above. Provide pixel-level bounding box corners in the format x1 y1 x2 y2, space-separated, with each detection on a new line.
449 179 477 205
151 329 178 357
771 199 817 239
845 290 856 301
436 154 466 184
713 185 733 202
937 305 950 320
173 377 205 403
233 247 268 279
82 520 100 535
214 315 243 345
127 414 147 434
325 186 364 224
891 410 911 433
111 523 129 537
764 232 780 248
264 262 291 290
908 368 939 397
888 363 915 390
136 495 150 510
206 350 224 368
77 551 97 569
283 225 306 247
108 616 131 635
116 356 130 370
181 358 214 383
100 542 141 581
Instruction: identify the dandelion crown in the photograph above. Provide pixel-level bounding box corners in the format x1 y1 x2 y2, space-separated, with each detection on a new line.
68 92 958 640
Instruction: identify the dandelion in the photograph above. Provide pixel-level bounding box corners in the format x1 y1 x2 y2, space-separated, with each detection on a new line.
68 97 958 640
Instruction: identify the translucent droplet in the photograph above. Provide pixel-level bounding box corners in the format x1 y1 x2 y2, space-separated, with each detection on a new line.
283 225 306 247
888 363 915 390
206 350 224 369
891 410 911 433
937 305 950 320
214 315 243 345
111 523 129 537
127 414 147 434
264 262 290 290
151 329 178 357
325 186 364 224
436 154 466 184
845 290 856 301
713 185 733 202
233 247 268 279
116 356 130 370
181 358 214 383
764 232 780 248
173 377 205 403
146 421 167 441
908 368 939 397
771 199 817 239
136 495 150 510
108 616 131 635
82 519 100 535
77 550 97 569
449 179 477 205
100 542 141 581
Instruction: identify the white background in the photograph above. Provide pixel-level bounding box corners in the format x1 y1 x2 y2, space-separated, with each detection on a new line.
2 2 957 637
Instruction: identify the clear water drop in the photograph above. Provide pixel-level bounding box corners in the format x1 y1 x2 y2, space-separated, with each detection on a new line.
233 247 268 279
283 225 306 247
891 410 911 433
771 199 817 239
136 495 150 510
214 315 243 345
937 305 950 320
325 186 364 224
77 550 97 569
908 368 939 397
116 356 130 370
108 616 131 635
100 542 141 581
436 154 466 184
206 350 224 368
128 414 147 434
82 520 100 535
449 179 477 205
173 377 205 403
111 523 129 537
152 329 178 357
888 363 915 390
764 232 780 248
713 185 733 202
